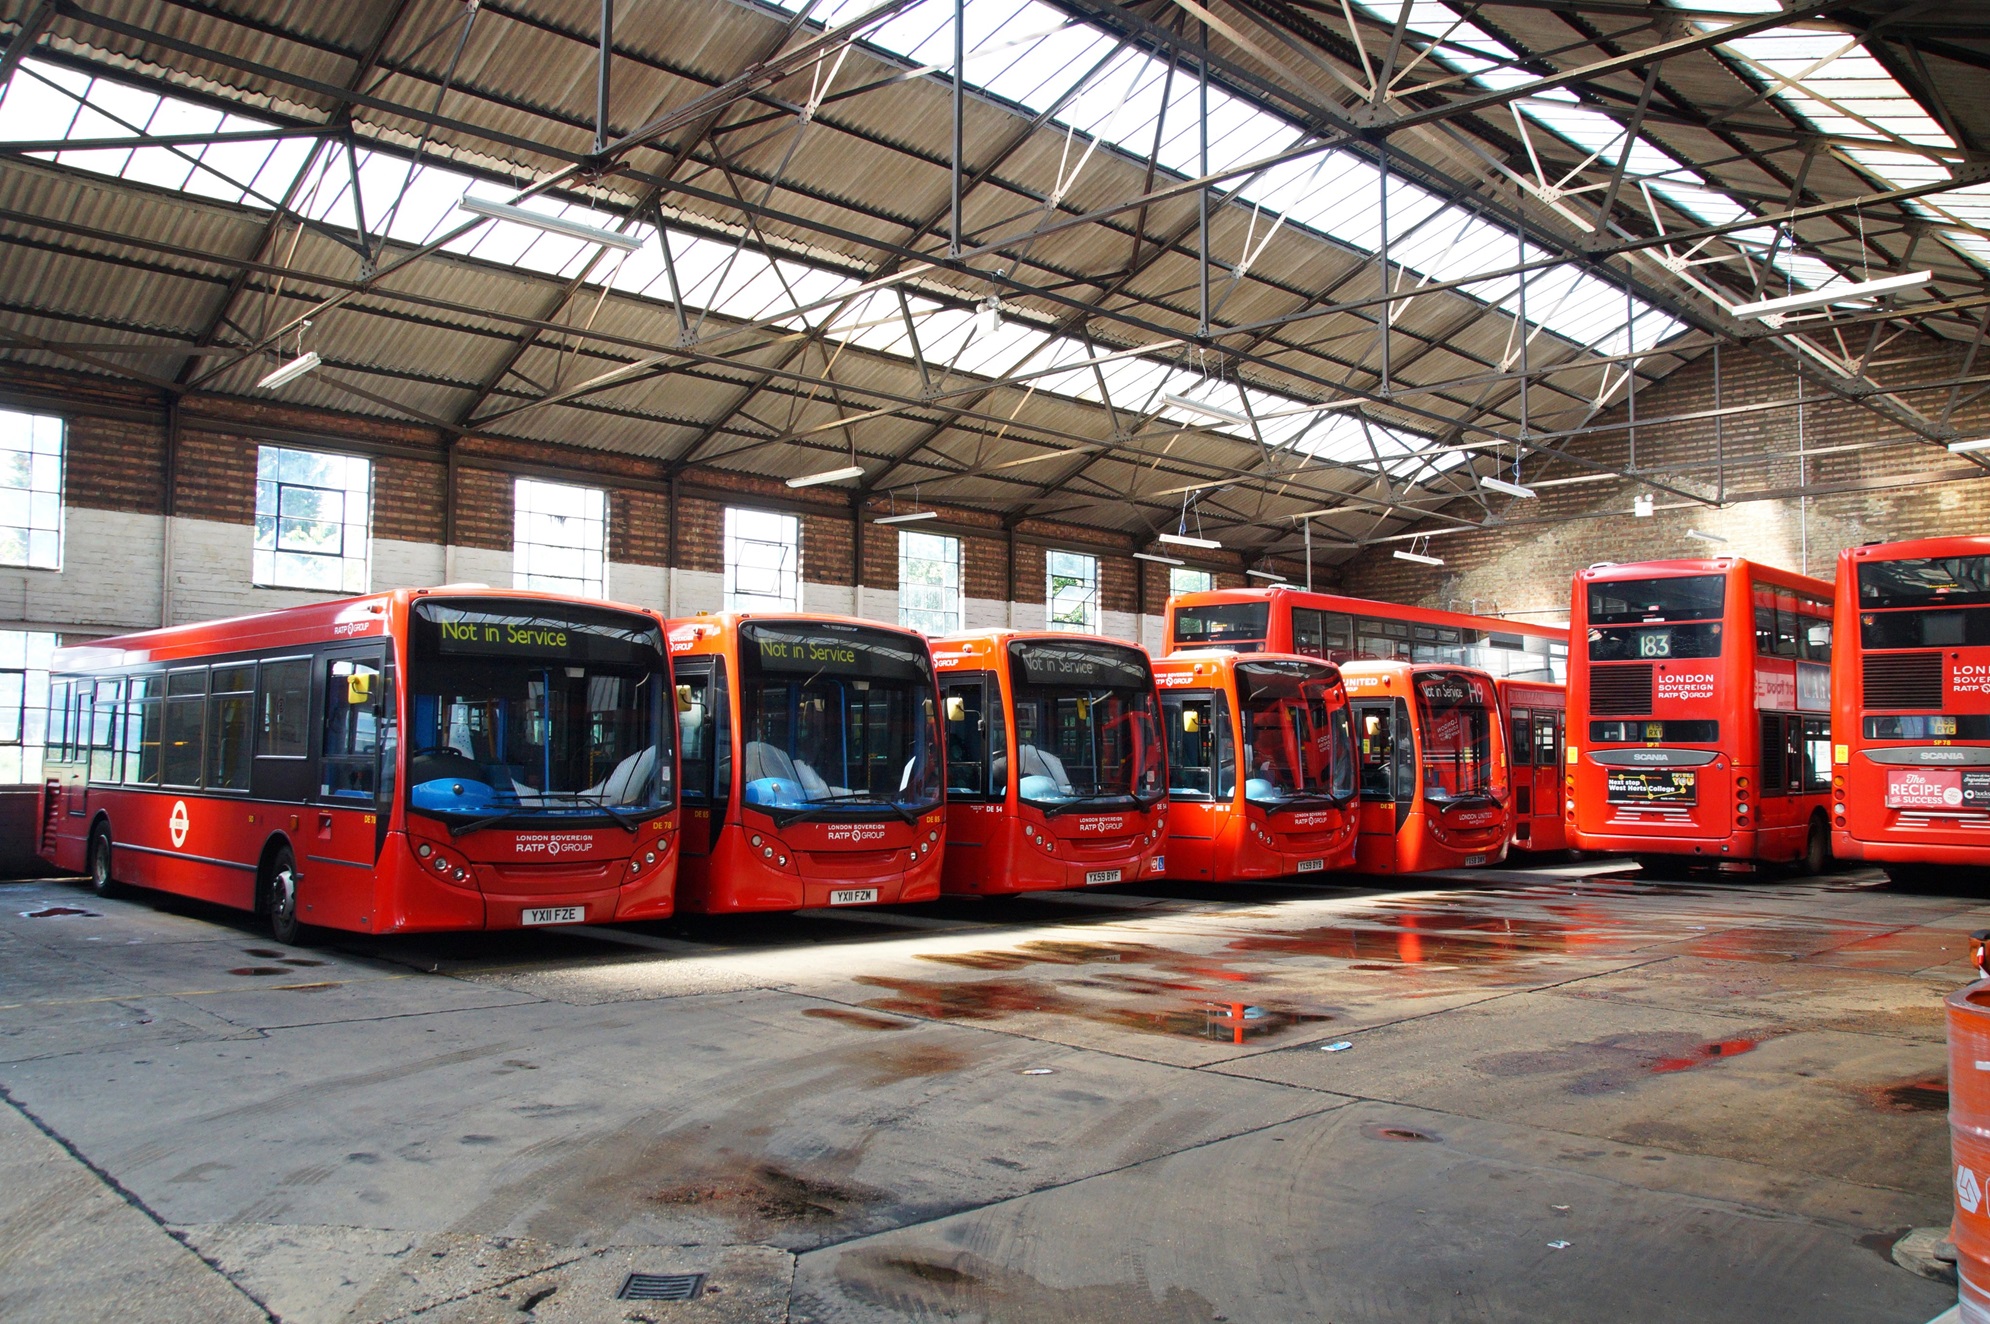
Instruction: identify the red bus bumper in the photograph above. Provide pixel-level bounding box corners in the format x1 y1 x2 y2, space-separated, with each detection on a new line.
676 822 944 913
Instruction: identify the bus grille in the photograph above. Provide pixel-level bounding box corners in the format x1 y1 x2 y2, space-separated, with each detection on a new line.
1863 652 1942 709
1589 664 1653 715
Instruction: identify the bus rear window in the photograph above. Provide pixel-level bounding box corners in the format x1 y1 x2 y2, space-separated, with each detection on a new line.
1590 720 1720 743
1587 622 1723 661
1587 575 1724 625
1859 556 1990 608
1173 602 1268 647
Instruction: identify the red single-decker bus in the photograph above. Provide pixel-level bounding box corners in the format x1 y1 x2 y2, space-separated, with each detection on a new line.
1340 660 1511 873
1569 558 1833 873
1499 678 1568 853
39 588 680 940
1832 537 1990 878
666 613 946 912
1153 651 1358 881
933 630 1168 895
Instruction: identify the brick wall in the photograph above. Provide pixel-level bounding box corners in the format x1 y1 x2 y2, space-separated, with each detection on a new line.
1337 340 1990 623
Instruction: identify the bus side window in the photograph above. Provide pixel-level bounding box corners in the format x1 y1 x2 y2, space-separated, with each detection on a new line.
124 676 158 786
163 668 207 788
1357 704 1395 800
941 677 993 798
1509 709 1532 767
1292 609 1324 657
207 664 256 793
321 657 382 799
46 679 69 761
84 678 120 784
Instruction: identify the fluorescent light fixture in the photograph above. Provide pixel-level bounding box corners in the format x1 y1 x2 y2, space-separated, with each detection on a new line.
1160 392 1251 427
1246 569 1287 582
1481 476 1535 499
1158 532 1222 550
972 295 1001 341
1949 438 1990 455
1393 549 1444 567
873 510 939 525
458 195 644 252
1685 529 1728 545
257 351 321 390
1133 551 1184 566
786 464 865 488
1731 270 1931 319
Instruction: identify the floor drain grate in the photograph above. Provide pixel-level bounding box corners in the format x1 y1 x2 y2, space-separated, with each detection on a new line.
618 1272 704 1302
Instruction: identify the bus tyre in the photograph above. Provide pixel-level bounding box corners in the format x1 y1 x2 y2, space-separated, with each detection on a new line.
1803 816 1830 878
88 827 122 898
265 846 317 947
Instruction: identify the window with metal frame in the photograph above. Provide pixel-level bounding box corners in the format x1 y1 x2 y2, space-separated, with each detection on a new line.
0 410 62 571
899 530 963 636
1046 550 1098 634
724 508 800 611
0 629 56 782
1169 566 1212 597
513 478 607 599
253 445 372 593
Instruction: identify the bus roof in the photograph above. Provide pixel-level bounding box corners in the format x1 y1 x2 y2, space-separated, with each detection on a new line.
1576 557 1831 594
1167 585 1567 640
1842 535 1990 564
52 585 661 671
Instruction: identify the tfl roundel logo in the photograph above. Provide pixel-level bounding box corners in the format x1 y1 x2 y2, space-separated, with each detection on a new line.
169 800 190 849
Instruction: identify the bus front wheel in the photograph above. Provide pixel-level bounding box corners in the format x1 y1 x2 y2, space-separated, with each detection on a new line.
264 845 318 947
88 826 122 899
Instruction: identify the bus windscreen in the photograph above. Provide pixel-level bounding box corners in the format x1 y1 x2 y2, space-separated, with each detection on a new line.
1586 575 1725 625
736 622 942 820
407 601 672 821
1236 662 1354 808
1173 602 1269 648
1007 641 1164 811
1415 671 1502 805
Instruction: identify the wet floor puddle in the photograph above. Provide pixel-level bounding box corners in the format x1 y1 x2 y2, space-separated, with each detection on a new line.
1870 1075 1948 1112
21 906 98 918
855 973 1329 1043
1476 1030 1779 1094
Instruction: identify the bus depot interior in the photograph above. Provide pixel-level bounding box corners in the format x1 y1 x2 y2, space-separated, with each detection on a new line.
0 3 1983 1321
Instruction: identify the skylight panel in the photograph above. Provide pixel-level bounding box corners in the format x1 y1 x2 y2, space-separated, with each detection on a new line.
1682 5 1990 273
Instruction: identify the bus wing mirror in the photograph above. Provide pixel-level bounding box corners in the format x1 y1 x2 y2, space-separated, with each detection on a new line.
345 673 373 705
944 695 967 722
1182 709 1202 733
676 684 695 712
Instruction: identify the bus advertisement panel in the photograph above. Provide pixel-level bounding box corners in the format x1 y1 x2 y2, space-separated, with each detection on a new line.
39 589 679 940
1569 559 1833 872
1153 651 1358 882
1166 586 1566 681
1498 678 1568 853
666 613 946 912
1340 661 1511 873
934 631 1168 895
1832 538 1990 873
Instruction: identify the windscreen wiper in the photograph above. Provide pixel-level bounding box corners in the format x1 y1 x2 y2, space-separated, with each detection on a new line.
572 795 642 833
448 809 519 838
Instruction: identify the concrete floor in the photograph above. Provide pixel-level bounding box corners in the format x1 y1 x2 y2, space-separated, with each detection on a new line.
0 860 1967 1323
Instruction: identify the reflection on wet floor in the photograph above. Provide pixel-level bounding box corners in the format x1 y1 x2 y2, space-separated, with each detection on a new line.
854 974 1332 1043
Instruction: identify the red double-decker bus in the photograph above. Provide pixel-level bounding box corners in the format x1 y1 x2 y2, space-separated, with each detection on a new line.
1166 586 1567 680
1832 537 1990 879
1499 678 1569 853
1569 559 1833 874
932 630 1168 896
1152 651 1358 882
39 588 680 941
1340 660 1512 873
665 613 946 912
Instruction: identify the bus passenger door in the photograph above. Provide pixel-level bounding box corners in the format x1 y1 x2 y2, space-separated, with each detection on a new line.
940 674 1001 871
1353 700 1411 870
315 650 389 878
1509 708 1533 844
675 660 728 858
1534 709 1563 841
